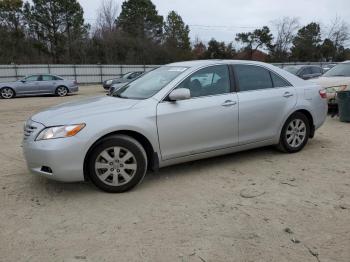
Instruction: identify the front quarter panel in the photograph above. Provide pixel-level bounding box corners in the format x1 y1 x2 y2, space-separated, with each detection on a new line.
77 98 160 160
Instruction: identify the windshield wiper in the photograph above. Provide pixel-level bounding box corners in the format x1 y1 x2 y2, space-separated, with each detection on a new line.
330 74 345 77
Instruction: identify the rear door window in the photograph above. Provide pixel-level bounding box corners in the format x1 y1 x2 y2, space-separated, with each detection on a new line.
41 75 54 81
234 65 273 91
270 72 291 87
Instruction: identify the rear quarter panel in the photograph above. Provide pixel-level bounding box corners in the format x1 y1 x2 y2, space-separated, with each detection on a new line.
294 83 327 129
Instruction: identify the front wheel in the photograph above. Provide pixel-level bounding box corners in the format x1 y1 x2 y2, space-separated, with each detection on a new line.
87 135 147 193
55 86 68 97
278 112 310 153
1 87 15 99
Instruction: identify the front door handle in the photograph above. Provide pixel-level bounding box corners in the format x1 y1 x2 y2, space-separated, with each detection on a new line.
222 100 237 107
283 92 294 98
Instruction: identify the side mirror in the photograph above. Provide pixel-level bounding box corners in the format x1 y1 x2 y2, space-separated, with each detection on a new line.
21 79 26 83
169 88 191 101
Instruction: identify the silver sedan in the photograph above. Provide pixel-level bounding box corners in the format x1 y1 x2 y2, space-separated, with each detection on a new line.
22 60 327 193
0 74 79 99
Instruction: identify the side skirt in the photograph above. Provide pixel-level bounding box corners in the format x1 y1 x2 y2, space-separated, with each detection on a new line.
159 139 276 168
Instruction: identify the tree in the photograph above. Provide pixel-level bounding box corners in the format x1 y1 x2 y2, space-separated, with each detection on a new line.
24 0 88 63
321 38 336 61
116 0 163 41
269 17 299 62
327 16 349 51
235 26 273 59
325 16 350 61
291 22 322 61
95 0 119 34
164 11 190 50
192 37 206 59
204 39 236 59
0 0 23 30
0 0 28 63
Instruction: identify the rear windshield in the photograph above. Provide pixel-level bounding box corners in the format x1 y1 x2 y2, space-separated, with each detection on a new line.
323 63 350 77
284 66 300 75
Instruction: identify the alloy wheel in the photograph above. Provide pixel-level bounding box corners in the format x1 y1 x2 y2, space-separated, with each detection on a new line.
286 119 307 148
95 146 138 186
57 87 68 96
1 88 14 99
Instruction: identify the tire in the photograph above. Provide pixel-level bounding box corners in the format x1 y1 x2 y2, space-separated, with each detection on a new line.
87 135 148 193
0 87 15 99
55 86 68 97
277 112 310 153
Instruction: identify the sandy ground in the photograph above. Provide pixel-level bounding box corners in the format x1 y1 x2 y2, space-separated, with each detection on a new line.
0 86 349 262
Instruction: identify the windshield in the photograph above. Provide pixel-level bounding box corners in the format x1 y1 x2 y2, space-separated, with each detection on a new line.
284 66 300 75
323 63 350 77
113 66 188 99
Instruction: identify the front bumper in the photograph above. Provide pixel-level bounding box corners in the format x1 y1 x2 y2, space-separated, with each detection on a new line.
22 120 86 182
103 83 111 90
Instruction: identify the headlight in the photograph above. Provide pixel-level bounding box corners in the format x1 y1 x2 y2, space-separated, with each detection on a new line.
106 80 113 85
36 124 85 141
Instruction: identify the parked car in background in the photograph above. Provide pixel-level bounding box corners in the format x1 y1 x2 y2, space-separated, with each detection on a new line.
102 71 144 90
322 63 337 73
0 74 78 99
284 65 323 80
108 82 128 95
309 61 350 103
23 60 327 193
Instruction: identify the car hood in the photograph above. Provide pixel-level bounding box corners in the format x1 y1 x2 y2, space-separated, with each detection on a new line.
309 76 350 88
31 96 140 126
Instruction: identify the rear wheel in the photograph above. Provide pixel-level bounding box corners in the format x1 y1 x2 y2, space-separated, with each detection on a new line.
87 135 147 193
55 86 68 97
278 112 310 153
1 87 15 99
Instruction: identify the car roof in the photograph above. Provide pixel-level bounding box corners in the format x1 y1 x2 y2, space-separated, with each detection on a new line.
284 65 321 69
167 59 275 68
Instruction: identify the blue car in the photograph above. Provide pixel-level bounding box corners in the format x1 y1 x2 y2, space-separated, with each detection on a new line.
0 74 79 99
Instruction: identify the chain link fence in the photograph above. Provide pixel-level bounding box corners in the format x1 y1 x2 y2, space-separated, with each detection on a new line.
0 64 160 84
0 62 339 84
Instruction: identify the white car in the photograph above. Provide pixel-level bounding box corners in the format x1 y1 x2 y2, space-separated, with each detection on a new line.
22 60 327 193
310 61 350 102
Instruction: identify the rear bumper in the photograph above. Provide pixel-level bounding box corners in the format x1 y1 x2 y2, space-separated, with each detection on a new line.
69 85 79 93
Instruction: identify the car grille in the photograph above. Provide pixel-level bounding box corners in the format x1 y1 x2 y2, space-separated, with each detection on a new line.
23 120 44 141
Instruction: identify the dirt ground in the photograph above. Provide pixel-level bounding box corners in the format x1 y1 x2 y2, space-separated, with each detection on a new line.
0 85 349 262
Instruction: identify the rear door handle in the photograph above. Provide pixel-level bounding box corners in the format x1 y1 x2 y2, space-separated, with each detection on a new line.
283 92 294 98
222 100 237 107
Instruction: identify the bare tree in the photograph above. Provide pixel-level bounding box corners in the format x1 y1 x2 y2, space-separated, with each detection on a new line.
326 15 350 50
271 17 299 61
95 0 119 33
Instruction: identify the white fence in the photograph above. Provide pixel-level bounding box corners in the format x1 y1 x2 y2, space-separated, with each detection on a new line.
0 62 338 84
0 64 159 84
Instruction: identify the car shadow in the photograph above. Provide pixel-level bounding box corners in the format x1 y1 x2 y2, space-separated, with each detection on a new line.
142 146 280 186
13 93 80 99
31 146 280 197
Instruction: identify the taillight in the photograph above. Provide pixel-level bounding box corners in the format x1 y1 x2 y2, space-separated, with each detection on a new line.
319 89 327 99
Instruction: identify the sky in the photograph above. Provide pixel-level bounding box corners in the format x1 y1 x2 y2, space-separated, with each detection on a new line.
79 0 350 44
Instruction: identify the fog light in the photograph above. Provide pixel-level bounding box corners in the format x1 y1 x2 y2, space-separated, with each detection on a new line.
41 166 53 174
